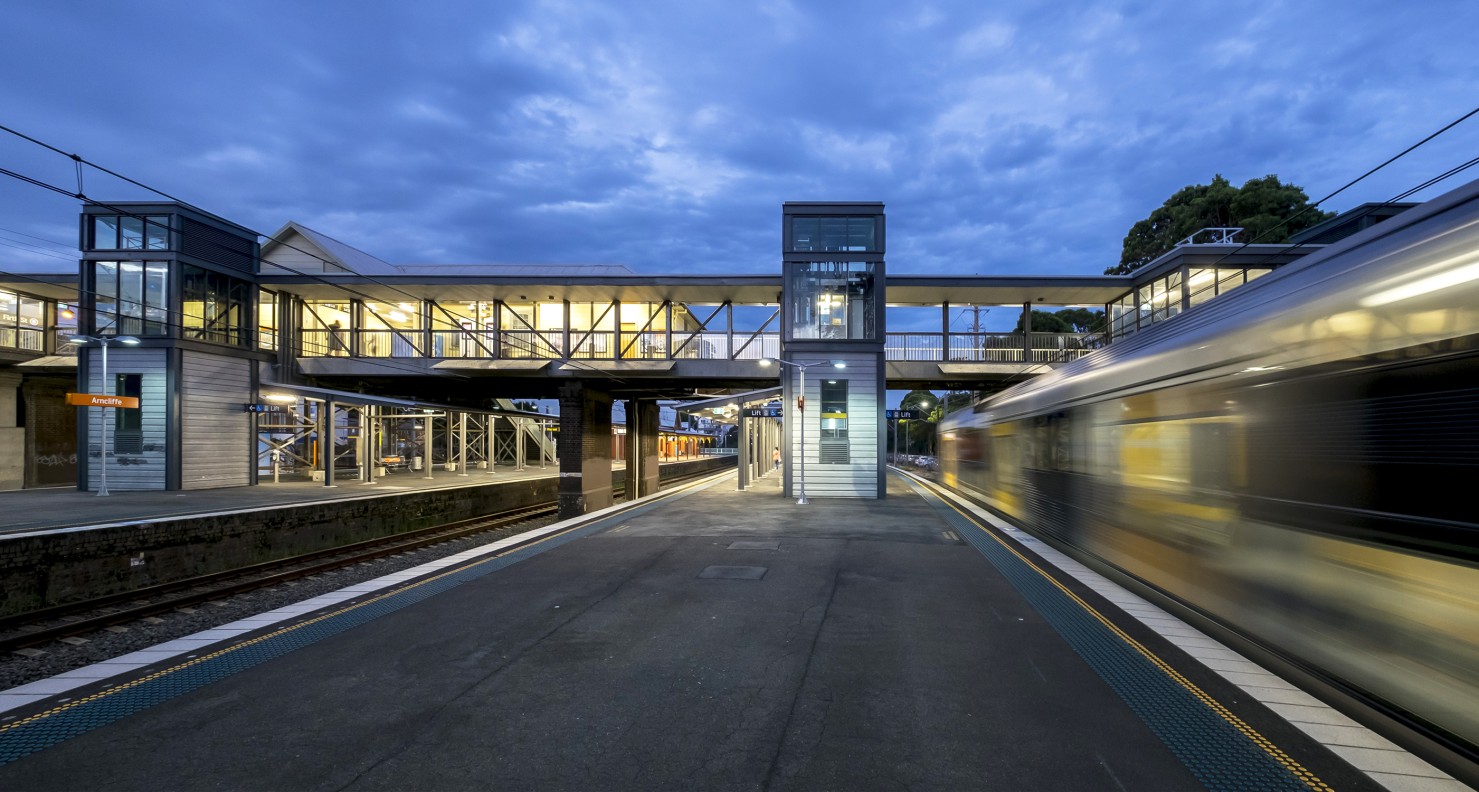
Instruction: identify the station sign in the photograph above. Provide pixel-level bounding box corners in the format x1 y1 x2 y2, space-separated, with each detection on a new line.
743 407 783 418
886 409 919 420
66 393 139 409
243 404 275 413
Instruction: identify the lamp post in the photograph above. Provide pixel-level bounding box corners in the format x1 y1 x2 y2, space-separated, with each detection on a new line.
900 399 932 465
70 334 141 496
760 358 845 505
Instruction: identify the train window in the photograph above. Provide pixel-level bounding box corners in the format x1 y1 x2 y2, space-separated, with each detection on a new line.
1189 421 1233 490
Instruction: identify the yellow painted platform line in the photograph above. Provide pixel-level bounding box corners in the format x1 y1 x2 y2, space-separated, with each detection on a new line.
909 473 1333 792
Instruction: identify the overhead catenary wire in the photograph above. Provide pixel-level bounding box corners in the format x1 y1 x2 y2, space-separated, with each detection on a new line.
0 163 623 385
0 122 637 386
978 105 1479 400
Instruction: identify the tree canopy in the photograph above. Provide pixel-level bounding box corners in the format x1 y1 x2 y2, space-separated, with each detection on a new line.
1013 308 1106 333
1108 175 1334 275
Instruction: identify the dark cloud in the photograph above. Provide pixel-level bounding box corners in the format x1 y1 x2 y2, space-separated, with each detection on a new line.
2 1 1477 280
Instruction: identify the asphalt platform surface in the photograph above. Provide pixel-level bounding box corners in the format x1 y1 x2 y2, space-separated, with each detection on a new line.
0 471 1383 791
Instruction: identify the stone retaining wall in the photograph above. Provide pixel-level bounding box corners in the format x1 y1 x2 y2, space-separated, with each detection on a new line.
0 456 734 618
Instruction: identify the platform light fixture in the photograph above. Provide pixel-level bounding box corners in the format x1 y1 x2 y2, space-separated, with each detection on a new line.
69 334 141 497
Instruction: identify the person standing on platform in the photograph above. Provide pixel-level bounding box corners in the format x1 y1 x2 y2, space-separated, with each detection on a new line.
773 446 781 471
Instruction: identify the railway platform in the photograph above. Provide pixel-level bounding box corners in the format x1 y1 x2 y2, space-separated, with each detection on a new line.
0 469 1462 791
0 464 573 536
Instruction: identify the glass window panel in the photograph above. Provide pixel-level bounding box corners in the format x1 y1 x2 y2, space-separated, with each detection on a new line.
18 296 43 342
94 262 118 334
568 303 594 331
502 302 535 329
119 262 145 337
1245 268 1270 282
536 302 564 331
820 218 848 251
302 301 352 355
430 300 475 330
1217 268 1243 295
145 216 170 250
258 289 277 351
145 262 168 335
819 379 849 464
120 217 145 250
791 217 819 251
389 301 421 328
93 216 120 249
55 301 79 334
1188 268 1217 306
846 217 876 251
0 291 16 329
787 261 876 340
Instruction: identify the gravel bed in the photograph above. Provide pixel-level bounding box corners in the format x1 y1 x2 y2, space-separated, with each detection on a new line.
0 514 559 692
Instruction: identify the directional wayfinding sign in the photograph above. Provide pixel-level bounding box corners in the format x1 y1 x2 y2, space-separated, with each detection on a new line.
743 407 783 418
66 393 139 409
885 409 918 420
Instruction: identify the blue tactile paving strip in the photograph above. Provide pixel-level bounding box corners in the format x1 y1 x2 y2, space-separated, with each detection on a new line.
902 476 1331 792
0 478 716 767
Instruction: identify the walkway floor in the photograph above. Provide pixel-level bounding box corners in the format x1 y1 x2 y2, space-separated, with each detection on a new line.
0 472 1428 790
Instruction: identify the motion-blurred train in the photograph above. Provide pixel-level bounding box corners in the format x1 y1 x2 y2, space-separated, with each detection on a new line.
939 179 1479 763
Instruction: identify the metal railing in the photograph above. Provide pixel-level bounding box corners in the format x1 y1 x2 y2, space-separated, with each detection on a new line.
289 328 1103 363
0 327 46 353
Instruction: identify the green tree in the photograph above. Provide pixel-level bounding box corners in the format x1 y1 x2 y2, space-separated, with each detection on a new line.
1108 174 1333 275
899 389 938 417
891 390 950 457
1013 308 1106 333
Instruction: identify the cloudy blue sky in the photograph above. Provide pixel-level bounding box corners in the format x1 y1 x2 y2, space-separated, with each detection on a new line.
2 1 1477 278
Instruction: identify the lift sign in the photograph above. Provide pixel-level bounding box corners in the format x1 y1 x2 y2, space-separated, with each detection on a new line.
743 407 783 418
885 409 918 420
66 393 139 408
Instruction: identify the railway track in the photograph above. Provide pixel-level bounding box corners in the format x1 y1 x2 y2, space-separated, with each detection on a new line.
0 469 719 656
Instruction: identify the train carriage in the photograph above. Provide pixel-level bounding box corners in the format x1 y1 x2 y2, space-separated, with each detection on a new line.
939 177 1479 760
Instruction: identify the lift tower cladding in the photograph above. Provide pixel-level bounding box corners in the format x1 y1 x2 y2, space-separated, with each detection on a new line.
780 202 887 499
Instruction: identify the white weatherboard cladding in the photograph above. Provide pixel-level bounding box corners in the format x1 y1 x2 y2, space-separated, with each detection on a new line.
788 353 879 497
181 351 251 489
84 347 167 491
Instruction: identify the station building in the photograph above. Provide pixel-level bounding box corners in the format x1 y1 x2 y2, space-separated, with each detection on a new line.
0 199 1414 509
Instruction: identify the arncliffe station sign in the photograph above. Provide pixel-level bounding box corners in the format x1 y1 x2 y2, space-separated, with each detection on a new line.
66 393 140 409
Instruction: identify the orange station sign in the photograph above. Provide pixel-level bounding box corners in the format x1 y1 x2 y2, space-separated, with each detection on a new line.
66 393 140 409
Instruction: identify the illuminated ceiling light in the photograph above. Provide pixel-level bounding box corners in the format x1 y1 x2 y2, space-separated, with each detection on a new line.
832 361 846 369
397 302 414 311
262 393 297 404
388 310 408 322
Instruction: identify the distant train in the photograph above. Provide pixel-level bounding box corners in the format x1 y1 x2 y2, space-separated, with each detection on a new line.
940 179 1479 761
